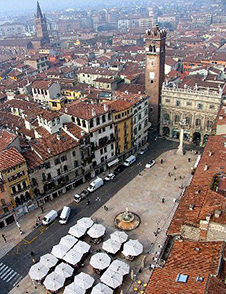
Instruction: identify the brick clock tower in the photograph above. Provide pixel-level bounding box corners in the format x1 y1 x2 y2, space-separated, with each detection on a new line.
145 25 166 129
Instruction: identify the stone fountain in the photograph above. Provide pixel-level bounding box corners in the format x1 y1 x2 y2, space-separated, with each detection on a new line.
114 207 141 231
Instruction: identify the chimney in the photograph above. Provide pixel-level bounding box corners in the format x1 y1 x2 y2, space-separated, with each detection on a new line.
64 125 68 131
47 148 51 154
224 142 226 148
214 210 221 218
206 213 211 222
204 164 208 171
65 108 68 113
57 135 60 140
209 151 213 157
92 108 96 117
104 104 108 112
81 130 85 137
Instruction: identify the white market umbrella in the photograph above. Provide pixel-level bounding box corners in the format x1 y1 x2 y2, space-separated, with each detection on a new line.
109 260 130 276
69 224 87 238
74 272 94 290
51 244 70 259
29 262 49 281
110 231 128 244
63 249 83 265
73 240 91 254
102 238 121 254
44 271 65 292
87 224 105 239
91 283 113 294
122 239 143 257
60 234 78 249
90 253 111 270
40 253 58 268
55 262 74 279
100 269 123 289
64 282 86 294
77 217 94 229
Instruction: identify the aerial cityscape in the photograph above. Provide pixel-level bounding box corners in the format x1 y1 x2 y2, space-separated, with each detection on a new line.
1 0 226 293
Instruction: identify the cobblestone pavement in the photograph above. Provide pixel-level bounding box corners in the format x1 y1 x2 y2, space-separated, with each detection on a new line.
8 149 197 294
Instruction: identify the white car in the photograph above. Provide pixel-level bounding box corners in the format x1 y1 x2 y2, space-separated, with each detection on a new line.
104 173 115 181
139 146 148 155
145 160 156 169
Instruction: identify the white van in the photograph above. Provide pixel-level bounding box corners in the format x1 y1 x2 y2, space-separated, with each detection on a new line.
59 206 71 225
42 210 58 225
123 155 137 167
87 177 104 192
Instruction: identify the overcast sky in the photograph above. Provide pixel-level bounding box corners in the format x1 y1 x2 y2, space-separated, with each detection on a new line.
0 0 126 13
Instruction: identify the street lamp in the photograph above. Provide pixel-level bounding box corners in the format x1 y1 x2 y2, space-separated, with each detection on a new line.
177 119 186 155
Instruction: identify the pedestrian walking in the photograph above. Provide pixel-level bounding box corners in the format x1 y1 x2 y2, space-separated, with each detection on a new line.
160 159 163 164
2 234 6 242
168 172 171 177
188 158 191 162
30 251 36 263
87 199 90 205
174 178 177 181
104 205 108 211
174 166 177 170
40 205 44 213
161 198 165 203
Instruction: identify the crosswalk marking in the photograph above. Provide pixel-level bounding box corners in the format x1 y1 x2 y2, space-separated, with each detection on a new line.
0 263 22 286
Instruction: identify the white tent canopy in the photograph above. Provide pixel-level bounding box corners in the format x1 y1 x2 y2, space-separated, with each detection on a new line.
44 271 65 292
60 234 78 249
69 224 87 238
55 262 74 279
108 260 130 276
122 239 143 257
102 238 121 254
90 253 111 270
100 269 123 289
77 217 94 229
91 283 113 294
110 231 128 244
74 272 95 290
63 282 86 294
40 253 58 269
73 240 91 254
29 262 49 281
87 224 106 239
51 244 70 259
63 249 83 265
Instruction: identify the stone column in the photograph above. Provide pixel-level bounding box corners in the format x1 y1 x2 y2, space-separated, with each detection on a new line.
177 119 186 155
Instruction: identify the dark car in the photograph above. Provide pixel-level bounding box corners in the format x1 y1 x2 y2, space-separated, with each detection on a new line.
113 165 126 175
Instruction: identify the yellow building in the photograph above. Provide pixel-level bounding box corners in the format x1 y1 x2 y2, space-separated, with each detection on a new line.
61 87 81 101
0 148 33 207
110 100 133 155
49 95 66 110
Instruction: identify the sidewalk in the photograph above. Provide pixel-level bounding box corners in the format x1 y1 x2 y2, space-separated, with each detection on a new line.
8 149 198 294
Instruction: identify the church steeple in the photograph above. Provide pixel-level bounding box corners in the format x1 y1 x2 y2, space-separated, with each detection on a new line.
36 1 43 18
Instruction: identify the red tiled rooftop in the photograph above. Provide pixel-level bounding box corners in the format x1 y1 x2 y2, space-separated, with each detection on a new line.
0 147 25 171
0 130 17 152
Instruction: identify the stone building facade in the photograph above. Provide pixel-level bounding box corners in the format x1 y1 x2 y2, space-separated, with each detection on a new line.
160 85 223 145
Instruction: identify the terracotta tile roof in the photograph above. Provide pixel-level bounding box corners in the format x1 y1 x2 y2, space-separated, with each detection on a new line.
0 147 25 171
38 109 61 121
30 131 79 160
22 149 44 169
31 80 53 90
64 122 87 140
63 101 110 120
108 99 133 112
0 130 17 152
146 240 224 294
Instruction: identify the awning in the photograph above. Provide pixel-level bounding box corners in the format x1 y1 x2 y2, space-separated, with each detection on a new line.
108 158 119 167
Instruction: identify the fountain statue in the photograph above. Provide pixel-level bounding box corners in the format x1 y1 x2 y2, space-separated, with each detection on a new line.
114 207 141 231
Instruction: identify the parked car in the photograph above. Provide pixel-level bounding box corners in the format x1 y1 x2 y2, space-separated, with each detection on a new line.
74 189 89 203
139 146 148 155
59 206 71 225
114 165 126 175
104 173 115 181
123 155 137 167
42 210 58 225
145 160 156 169
87 177 104 192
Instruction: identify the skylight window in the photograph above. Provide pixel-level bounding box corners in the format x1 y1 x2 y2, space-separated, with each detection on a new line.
176 274 189 283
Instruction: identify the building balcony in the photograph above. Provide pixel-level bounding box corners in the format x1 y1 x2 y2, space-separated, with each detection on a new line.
11 185 31 196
